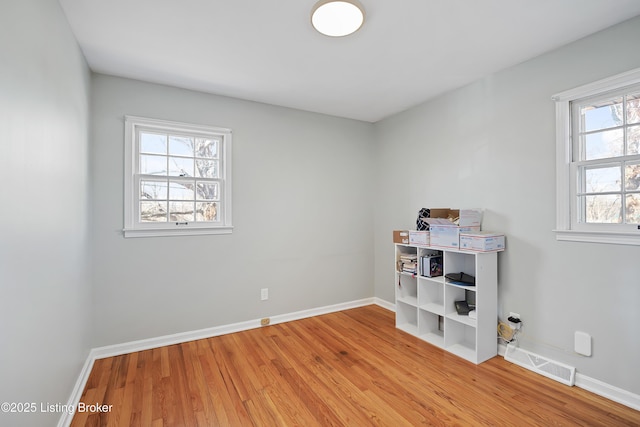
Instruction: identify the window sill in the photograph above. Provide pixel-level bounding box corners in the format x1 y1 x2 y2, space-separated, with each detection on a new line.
123 226 233 238
554 229 640 246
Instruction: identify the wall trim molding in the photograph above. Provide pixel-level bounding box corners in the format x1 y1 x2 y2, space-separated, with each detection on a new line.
374 298 395 312
59 301 636 425
57 353 96 427
498 344 639 411
574 372 640 411
90 297 380 360
59 297 386 426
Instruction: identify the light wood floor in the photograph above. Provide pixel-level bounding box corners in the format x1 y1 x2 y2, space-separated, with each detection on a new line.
71 305 640 426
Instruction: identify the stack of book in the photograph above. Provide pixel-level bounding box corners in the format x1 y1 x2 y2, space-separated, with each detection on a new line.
399 254 418 274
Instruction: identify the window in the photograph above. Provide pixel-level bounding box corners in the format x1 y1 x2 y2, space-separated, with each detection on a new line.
554 68 640 245
124 116 232 237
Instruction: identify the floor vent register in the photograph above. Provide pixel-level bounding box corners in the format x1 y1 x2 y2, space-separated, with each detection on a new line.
504 344 576 386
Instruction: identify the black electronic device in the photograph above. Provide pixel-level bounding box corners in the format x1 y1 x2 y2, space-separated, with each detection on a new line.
445 272 475 286
454 300 470 315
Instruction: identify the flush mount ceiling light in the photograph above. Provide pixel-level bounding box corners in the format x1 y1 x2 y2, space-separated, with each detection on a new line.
311 0 365 37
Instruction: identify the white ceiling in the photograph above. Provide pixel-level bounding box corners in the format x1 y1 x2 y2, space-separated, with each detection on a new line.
58 0 640 122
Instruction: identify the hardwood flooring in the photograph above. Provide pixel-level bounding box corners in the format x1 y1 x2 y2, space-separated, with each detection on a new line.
71 305 640 426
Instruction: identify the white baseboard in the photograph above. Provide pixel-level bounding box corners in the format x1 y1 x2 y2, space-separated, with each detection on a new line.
575 372 640 411
498 344 640 411
59 298 387 426
498 342 507 356
374 297 395 312
90 297 379 360
61 301 637 426
56 354 95 427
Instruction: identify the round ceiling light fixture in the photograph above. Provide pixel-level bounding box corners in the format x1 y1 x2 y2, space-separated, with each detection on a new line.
311 0 365 37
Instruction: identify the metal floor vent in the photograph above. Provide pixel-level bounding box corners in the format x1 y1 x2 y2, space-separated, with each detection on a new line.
504 344 576 386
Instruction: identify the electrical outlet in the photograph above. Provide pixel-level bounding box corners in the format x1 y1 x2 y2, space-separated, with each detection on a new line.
261 318 270 326
508 312 521 330
261 288 268 301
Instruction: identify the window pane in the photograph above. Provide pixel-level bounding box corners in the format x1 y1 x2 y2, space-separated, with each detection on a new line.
626 194 640 224
140 132 167 154
627 93 640 125
196 138 218 159
169 136 194 157
168 156 194 177
584 195 622 223
581 98 623 132
169 201 194 222
128 116 231 234
584 129 623 160
626 163 640 191
196 202 218 221
584 166 621 193
628 125 640 155
140 154 167 175
195 159 219 178
196 182 219 200
168 180 195 200
141 180 167 200
141 201 167 222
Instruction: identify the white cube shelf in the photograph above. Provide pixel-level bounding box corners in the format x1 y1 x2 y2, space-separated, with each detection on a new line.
394 243 501 364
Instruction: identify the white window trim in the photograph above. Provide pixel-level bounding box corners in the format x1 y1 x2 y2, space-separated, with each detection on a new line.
553 67 640 246
123 116 233 238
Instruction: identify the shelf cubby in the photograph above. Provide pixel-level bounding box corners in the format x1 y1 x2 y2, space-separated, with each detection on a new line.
418 280 444 316
445 319 477 361
418 309 445 348
396 300 418 335
396 274 418 307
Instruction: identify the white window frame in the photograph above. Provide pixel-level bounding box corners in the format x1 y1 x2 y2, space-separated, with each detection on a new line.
123 116 233 238
553 68 640 246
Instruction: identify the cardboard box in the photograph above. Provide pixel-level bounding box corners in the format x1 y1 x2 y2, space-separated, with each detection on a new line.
460 231 505 252
427 219 481 249
419 208 483 229
409 230 430 246
457 209 483 227
425 208 456 225
393 230 410 244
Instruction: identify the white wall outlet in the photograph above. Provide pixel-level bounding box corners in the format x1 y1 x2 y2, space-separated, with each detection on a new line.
260 288 269 301
575 331 592 356
509 312 520 320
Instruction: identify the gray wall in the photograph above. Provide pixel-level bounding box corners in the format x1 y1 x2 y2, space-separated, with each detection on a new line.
0 0 92 426
90 75 375 346
374 16 640 394
2 4 639 422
